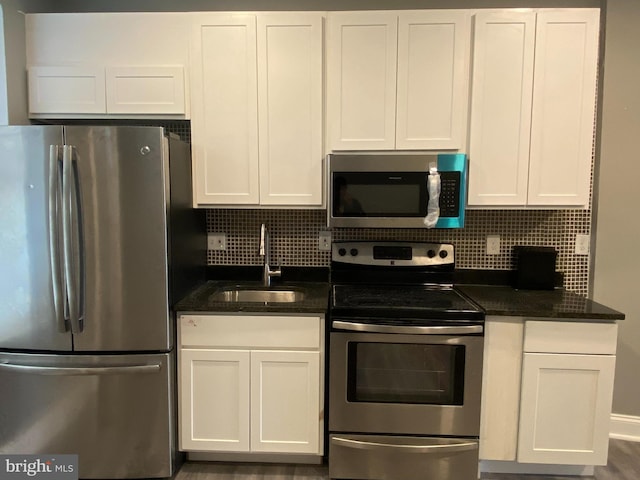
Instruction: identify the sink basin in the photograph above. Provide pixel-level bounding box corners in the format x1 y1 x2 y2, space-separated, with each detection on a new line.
210 286 306 303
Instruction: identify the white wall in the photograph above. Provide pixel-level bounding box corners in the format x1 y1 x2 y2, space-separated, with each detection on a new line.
0 0 54 124
0 1 30 124
0 5 7 125
592 0 640 418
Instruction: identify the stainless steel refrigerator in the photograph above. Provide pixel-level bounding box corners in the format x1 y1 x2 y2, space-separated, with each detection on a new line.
0 126 205 478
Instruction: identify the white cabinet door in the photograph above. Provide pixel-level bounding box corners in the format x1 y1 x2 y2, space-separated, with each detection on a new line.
396 11 470 150
257 14 323 206
468 12 535 206
250 350 321 454
28 66 106 114
179 349 251 452
468 9 598 208
26 13 190 118
327 12 398 150
105 66 185 114
517 352 615 465
191 14 260 205
527 9 599 206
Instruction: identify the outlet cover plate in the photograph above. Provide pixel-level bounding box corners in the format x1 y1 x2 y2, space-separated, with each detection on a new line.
575 234 590 255
208 233 227 251
486 235 500 255
318 231 331 251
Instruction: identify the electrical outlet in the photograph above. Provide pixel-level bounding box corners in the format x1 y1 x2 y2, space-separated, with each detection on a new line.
575 234 590 255
486 235 500 255
208 233 227 251
318 231 332 251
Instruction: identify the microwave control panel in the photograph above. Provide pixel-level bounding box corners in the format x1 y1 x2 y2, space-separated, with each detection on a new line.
439 171 461 218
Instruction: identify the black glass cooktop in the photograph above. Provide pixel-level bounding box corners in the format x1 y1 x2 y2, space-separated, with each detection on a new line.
331 284 484 320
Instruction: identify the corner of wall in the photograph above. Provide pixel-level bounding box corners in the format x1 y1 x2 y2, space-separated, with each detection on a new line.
0 4 9 125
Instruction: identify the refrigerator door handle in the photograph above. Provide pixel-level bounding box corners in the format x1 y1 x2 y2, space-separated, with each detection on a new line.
0 362 162 376
62 145 85 335
48 145 68 333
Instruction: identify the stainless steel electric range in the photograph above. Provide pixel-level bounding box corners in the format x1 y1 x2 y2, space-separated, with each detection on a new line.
328 241 485 480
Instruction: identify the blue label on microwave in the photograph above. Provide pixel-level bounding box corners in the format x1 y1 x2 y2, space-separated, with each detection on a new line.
436 154 467 228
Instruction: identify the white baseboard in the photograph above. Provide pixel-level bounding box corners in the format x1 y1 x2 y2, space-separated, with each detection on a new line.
479 461 593 476
611 413 640 442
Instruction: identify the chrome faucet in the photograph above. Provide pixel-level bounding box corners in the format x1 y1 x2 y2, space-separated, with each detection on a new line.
259 224 282 287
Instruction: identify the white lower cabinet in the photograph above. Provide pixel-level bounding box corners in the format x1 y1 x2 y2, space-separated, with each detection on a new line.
180 349 251 452
517 321 617 466
178 314 324 456
480 318 618 468
250 350 320 453
517 352 615 465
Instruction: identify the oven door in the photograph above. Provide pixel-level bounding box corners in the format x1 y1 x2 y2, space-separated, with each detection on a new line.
329 323 483 437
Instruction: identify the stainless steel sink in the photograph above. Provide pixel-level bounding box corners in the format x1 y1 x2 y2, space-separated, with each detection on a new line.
210 286 306 303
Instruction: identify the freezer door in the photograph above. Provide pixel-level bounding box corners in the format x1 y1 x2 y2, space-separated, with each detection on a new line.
0 352 175 479
0 126 72 351
63 126 171 352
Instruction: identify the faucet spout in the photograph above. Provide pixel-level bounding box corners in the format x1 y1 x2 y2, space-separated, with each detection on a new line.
258 224 281 287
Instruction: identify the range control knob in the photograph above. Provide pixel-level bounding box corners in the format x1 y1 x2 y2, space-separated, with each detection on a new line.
350 248 359 257
338 248 347 257
439 250 449 259
427 249 436 258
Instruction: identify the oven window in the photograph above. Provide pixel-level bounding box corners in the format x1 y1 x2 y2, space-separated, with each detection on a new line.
347 342 465 405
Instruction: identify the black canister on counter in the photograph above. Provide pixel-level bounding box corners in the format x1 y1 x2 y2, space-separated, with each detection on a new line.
513 246 558 290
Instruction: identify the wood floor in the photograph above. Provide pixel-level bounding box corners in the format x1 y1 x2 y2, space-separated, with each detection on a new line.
175 439 640 480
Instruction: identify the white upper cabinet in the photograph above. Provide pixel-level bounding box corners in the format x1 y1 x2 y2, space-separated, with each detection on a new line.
327 12 398 150
105 66 186 115
527 10 599 206
468 8 599 208
396 11 471 150
191 14 260 205
257 14 324 206
28 66 107 115
327 10 471 151
191 12 324 207
26 13 190 118
467 11 535 206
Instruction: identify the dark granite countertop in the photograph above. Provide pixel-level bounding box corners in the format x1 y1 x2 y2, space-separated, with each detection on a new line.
174 266 624 321
175 279 330 314
457 285 625 321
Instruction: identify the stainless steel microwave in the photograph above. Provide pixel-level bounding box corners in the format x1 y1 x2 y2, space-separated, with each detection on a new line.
328 153 467 229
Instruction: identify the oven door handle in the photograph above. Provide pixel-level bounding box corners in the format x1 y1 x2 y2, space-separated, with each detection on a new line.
331 321 483 335
331 436 478 454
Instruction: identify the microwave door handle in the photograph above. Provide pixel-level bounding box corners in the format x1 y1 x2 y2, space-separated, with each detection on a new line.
331 321 482 335
331 436 478 454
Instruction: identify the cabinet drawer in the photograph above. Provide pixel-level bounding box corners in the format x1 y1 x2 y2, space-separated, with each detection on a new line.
179 314 322 349
524 321 617 355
